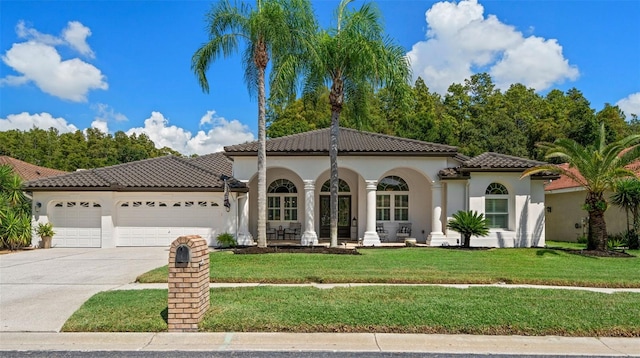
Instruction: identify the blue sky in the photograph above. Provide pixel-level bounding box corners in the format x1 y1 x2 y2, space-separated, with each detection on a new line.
1 0 639 156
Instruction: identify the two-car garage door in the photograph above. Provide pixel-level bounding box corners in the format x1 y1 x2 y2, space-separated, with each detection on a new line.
116 199 224 246
47 198 226 247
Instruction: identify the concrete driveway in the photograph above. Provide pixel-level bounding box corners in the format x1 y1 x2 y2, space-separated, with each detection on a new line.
0 247 169 332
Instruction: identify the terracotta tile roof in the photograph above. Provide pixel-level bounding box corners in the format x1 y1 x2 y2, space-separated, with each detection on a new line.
545 160 640 191
24 155 247 192
544 164 581 191
0 156 67 181
439 152 553 179
224 127 459 156
187 152 232 177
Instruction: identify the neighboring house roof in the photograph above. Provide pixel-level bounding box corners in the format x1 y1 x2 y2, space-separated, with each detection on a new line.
24 155 247 192
545 160 640 192
438 152 555 180
224 127 460 156
0 156 67 181
544 163 581 191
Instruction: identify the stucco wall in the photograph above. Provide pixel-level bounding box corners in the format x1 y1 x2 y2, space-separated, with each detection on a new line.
545 189 629 242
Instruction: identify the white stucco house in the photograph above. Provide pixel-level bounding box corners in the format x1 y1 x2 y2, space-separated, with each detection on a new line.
25 127 554 248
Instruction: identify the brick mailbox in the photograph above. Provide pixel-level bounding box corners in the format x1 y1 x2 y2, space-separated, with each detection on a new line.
168 235 210 332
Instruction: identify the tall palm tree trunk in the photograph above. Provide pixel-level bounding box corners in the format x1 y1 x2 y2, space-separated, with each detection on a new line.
328 78 344 248
256 40 269 248
586 192 607 251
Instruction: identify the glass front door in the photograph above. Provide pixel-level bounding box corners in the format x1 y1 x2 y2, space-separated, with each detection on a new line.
320 195 351 238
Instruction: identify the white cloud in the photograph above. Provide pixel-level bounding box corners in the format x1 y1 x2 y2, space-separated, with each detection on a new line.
407 0 579 94
90 119 109 133
0 112 78 132
92 103 128 122
1 21 106 101
126 111 255 156
617 93 640 119
62 21 95 58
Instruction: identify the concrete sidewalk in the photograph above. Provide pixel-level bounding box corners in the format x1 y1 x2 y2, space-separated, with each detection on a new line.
1 332 639 355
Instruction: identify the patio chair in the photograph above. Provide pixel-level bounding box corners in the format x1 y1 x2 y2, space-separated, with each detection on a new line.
396 222 412 241
285 222 301 239
376 222 388 242
266 222 276 240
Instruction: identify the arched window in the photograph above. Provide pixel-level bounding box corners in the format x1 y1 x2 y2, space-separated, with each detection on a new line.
267 179 298 221
485 183 508 229
376 176 409 221
321 179 350 192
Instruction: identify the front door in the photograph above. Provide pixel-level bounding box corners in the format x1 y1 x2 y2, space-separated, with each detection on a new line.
320 195 351 238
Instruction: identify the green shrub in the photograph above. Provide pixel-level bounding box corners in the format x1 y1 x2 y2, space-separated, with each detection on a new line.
216 232 236 248
607 232 626 250
577 235 588 244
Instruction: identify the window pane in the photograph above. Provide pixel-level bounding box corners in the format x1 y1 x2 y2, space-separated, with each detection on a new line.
486 198 508 213
395 208 408 221
377 195 390 207
487 214 508 229
376 208 390 221
394 195 408 208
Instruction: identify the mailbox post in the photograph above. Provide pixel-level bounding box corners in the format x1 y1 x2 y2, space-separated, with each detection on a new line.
168 235 210 332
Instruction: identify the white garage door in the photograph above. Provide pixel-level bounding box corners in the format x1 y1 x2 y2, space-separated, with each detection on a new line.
48 201 102 247
116 200 224 246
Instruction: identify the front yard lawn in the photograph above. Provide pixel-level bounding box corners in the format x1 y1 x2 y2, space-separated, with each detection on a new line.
137 246 640 288
62 286 640 336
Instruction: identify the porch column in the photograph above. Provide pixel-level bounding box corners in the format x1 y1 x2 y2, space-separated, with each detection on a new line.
362 180 381 246
431 183 444 236
301 180 318 245
236 192 254 245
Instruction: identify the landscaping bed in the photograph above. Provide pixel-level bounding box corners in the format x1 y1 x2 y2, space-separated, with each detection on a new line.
233 246 359 255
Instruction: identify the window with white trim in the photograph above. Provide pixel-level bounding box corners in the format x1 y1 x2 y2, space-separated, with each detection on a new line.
267 179 298 221
376 176 409 221
485 183 509 229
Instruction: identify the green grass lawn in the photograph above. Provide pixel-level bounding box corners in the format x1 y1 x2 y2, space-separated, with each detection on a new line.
62 286 640 336
137 245 640 288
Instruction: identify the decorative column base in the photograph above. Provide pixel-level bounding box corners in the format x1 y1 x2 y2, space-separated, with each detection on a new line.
362 231 382 246
236 233 255 246
301 231 318 246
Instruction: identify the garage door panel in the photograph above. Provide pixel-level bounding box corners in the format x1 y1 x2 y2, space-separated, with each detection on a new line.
116 200 223 247
49 201 101 248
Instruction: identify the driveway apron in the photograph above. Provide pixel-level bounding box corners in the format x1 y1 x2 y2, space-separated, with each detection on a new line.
0 247 169 332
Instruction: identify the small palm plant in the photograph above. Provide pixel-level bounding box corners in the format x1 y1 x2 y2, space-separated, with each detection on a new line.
447 210 490 248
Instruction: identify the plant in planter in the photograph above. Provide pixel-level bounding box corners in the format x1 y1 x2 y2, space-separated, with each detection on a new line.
216 232 236 248
35 222 55 249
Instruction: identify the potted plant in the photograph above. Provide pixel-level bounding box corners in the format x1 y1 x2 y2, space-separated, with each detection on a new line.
35 222 55 249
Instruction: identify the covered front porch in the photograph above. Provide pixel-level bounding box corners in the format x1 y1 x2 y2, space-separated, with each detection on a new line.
236 160 449 247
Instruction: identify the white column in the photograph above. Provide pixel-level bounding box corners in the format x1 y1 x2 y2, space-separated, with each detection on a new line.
430 183 444 236
301 180 318 245
362 180 381 246
236 192 254 245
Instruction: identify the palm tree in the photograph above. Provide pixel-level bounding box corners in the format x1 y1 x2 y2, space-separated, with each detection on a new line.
522 123 640 251
447 210 489 248
303 0 410 247
192 0 316 247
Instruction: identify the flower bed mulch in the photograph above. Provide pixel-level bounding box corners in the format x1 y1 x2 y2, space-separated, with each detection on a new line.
564 249 636 258
233 246 360 255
